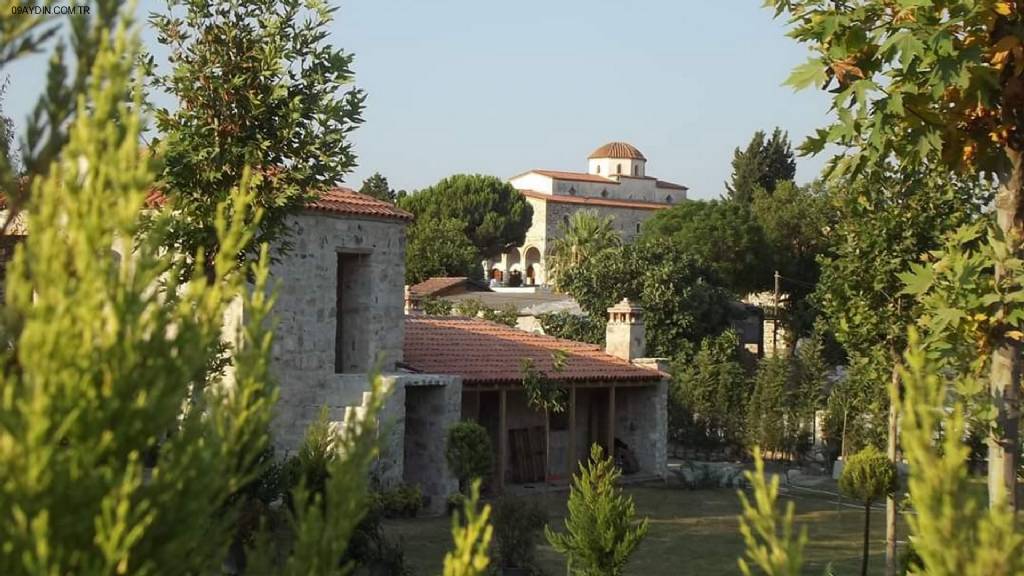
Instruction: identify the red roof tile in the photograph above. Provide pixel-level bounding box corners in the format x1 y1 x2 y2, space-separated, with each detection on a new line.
588 142 646 160
513 170 620 184
518 190 672 211
148 186 412 222
409 277 473 298
403 315 663 386
307 187 412 221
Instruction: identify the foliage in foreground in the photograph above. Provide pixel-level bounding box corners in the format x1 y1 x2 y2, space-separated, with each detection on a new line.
737 333 1024 576
546 444 648 576
737 449 806 576
0 23 276 574
443 481 493 576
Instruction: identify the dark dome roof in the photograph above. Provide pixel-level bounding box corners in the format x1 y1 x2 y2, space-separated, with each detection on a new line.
588 142 646 160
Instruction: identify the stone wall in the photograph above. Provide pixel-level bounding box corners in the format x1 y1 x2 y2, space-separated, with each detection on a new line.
544 201 658 244
378 373 462 516
613 381 668 477
261 210 407 451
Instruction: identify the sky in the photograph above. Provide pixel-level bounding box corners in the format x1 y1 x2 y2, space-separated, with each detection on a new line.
4 0 836 200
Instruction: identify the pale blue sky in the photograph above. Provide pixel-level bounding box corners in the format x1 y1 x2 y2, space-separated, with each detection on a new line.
4 1 834 199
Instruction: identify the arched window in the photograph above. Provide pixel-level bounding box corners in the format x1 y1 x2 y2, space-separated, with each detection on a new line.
601 189 609 198
596 165 601 174
666 195 673 203
563 215 570 227
635 223 641 234
616 163 622 174
568 186 576 195
633 165 638 175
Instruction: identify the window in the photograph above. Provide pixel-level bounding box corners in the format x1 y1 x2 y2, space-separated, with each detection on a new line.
596 165 601 174
616 163 622 174
568 186 576 196
633 165 638 175
635 223 641 234
563 215 570 227
666 195 673 203
335 252 370 373
601 189 608 198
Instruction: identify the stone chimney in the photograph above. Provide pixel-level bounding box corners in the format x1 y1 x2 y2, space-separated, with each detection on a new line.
605 298 645 361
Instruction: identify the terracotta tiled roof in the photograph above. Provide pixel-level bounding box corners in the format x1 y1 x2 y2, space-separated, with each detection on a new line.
588 142 646 160
409 277 473 298
514 170 620 184
147 186 412 222
655 180 688 191
307 187 412 221
403 315 663 385
518 190 672 211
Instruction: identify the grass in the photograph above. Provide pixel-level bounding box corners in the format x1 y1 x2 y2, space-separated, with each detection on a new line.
383 484 904 576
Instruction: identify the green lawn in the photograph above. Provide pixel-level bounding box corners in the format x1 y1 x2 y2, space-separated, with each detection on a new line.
383 484 903 576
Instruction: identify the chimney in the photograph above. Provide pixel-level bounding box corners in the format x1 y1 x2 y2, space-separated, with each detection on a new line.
404 285 420 315
605 298 645 361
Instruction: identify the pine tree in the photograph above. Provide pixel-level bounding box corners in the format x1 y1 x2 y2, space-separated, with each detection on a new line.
545 444 648 576
725 128 796 203
359 172 396 203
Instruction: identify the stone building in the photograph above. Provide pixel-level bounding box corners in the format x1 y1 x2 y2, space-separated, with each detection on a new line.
489 142 687 285
402 298 668 487
252 187 462 513
243 187 668 510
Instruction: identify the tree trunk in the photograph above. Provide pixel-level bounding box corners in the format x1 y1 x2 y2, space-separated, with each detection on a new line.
885 363 899 576
861 502 871 576
991 146 1024 512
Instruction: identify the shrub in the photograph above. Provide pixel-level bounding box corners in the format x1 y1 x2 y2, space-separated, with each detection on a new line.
537 312 605 345
446 421 494 493
422 296 455 316
839 446 897 576
545 444 648 576
372 483 424 519
493 496 548 569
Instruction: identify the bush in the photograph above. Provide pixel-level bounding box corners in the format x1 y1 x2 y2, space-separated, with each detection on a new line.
422 296 454 316
537 311 605 345
372 483 424 519
446 421 494 493
493 496 548 569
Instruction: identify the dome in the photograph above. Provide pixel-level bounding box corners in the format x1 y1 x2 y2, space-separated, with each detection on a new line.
587 142 646 161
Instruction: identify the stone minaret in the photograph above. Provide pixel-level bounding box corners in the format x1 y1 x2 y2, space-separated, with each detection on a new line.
605 298 645 361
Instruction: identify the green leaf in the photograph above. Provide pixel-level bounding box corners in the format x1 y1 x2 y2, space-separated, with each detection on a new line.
785 58 828 90
900 263 935 295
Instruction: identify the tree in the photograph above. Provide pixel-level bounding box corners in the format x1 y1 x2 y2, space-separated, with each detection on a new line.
839 446 898 576
747 356 792 458
444 481 494 576
768 0 1024 514
751 180 832 339
359 172 396 203
558 238 734 358
671 330 751 451
547 209 621 290
726 128 796 203
405 218 482 284
398 174 533 259
642 199 770 296
545 444 648 576
151 0 366 271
